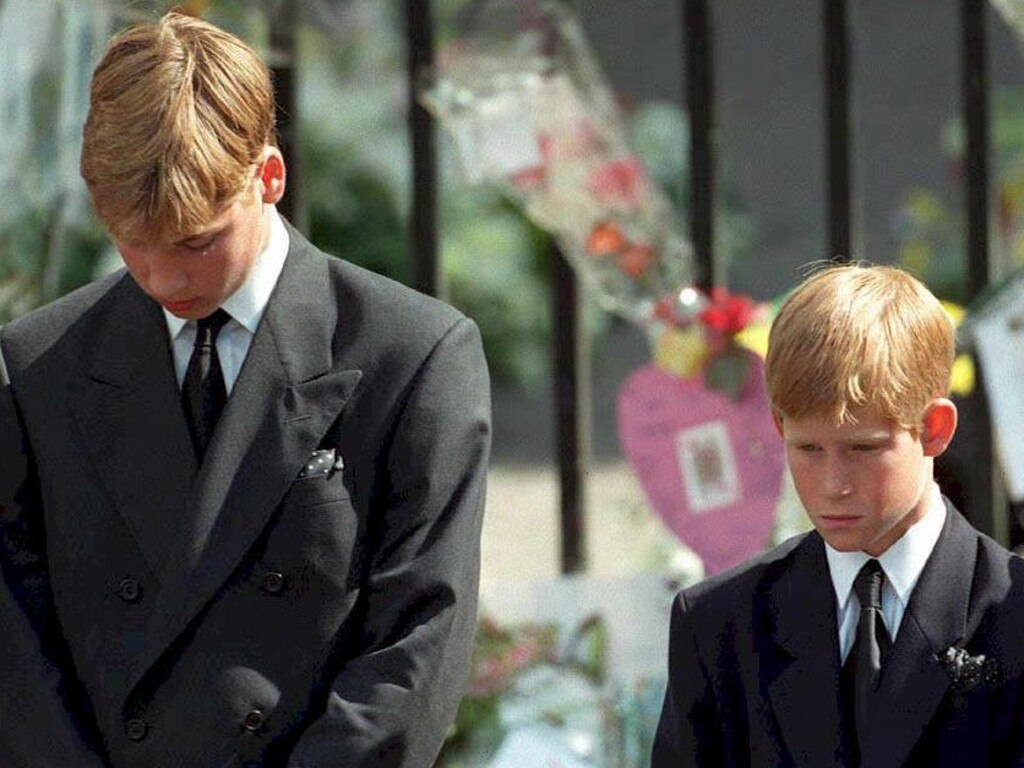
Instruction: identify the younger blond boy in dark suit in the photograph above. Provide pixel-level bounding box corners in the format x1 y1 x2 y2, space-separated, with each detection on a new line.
653 264 1024 767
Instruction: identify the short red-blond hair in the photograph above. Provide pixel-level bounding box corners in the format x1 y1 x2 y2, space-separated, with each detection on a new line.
81 10 276 242
765 264 955 428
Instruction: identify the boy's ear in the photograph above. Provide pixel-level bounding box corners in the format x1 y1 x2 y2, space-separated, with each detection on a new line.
772 410 784 439
921 398 958 457
257 145 286 205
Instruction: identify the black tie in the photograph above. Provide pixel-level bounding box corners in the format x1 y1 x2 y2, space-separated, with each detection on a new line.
181 309 231 460
844 558 893 759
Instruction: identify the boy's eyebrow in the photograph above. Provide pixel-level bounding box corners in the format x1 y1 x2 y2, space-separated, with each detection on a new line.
174 223 228 247
830 433 894 447
784 429 892 444
842 430 892 442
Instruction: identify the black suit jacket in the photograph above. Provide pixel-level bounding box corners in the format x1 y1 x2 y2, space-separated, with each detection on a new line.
0 226 491 767
652 500 1024 767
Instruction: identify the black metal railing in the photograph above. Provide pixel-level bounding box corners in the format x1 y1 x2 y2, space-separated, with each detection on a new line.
825 0 853 263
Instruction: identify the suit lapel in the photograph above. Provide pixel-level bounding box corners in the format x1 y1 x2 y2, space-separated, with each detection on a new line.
68 277 196 577
766 534 847 767
860 501 976 768
134 231 362 692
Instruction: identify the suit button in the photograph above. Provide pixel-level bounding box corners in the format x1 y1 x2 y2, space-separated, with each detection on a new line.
261 571 285 594
242 709 264 732
125 718 148 741
118 577 142 603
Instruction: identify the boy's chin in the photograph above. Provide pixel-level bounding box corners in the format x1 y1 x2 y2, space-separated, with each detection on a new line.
812 517 864 542
818 534 864 552
813 524 873 554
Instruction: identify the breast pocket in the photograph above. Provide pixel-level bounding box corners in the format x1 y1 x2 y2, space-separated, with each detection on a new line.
285 471 352 509
265 481 361 595
285 448 352 509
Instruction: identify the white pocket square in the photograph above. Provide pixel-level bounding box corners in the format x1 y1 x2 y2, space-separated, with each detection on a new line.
298 448 343 479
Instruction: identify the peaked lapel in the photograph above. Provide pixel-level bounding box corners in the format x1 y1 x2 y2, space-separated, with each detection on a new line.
765 533 847 767
133 231 362 693
860 501 976 768
68 277 196 577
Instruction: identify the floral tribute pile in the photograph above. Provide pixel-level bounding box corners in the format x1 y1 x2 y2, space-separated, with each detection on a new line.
420 0 689 323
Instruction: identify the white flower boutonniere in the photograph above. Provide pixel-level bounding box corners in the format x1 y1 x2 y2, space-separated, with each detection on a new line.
935 646 999 691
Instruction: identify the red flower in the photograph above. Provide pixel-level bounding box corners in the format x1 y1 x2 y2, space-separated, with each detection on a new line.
699 287 756 335
586 220 627 257
587 155 646 208
618 243 655 278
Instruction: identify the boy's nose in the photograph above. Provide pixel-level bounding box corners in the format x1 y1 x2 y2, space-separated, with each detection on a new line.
823 459 854 499
145 253 189 299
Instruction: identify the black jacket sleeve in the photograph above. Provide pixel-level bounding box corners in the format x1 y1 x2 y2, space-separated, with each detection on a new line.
0 378 109 767
651 592 725 767
286 317 491 767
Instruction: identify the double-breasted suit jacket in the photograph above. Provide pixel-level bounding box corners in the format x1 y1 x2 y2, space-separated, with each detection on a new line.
0 226 491 767
652 500 1024 767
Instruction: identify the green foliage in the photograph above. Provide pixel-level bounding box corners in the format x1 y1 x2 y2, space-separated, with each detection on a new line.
305 133 412 285
0 207 107 323
443 192 556 388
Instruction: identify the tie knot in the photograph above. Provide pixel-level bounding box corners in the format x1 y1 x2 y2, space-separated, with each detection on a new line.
194 309 231 348
853 558 885 611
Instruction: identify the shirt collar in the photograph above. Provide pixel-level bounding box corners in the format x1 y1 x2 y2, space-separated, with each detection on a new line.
163 206 290 340
825 482 947 611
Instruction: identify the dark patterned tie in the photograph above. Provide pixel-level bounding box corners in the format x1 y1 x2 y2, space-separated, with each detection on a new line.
844 558 893 761
181 309 231 460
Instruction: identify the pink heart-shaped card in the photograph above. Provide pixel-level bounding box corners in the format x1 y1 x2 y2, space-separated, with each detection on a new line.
617 352 785 575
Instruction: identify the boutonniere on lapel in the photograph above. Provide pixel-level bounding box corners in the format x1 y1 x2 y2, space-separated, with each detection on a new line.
935 646 999 691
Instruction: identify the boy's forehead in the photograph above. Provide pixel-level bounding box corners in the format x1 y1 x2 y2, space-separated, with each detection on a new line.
116 198 239 246
781 408 898 439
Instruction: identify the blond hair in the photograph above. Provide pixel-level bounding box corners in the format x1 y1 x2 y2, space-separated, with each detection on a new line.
81 10 276 242
765 264 955 428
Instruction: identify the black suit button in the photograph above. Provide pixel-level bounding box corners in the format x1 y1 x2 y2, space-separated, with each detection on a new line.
261 571 285 594
125 718 148 741
242 709 264 732
118 577 142 603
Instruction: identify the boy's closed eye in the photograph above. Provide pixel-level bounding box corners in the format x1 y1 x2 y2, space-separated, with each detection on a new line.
790 442 882 454
176 224 228 252
181 235 218 252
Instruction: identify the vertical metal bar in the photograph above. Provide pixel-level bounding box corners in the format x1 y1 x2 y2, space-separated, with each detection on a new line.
268 0 305 232
550 0 588 574
406 0 441 298
824 0 852 262
963 0 989 300
960 0 1005 544
553 246 589 574
684 0 715 290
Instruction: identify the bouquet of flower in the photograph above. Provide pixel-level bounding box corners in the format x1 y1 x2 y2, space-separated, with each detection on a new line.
420 0 693 324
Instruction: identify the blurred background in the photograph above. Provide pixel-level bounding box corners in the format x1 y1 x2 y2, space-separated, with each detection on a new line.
5 0 1024 764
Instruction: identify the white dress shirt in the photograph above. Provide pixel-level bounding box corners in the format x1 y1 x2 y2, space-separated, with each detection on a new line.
164 208 289 394
825 482 947 663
